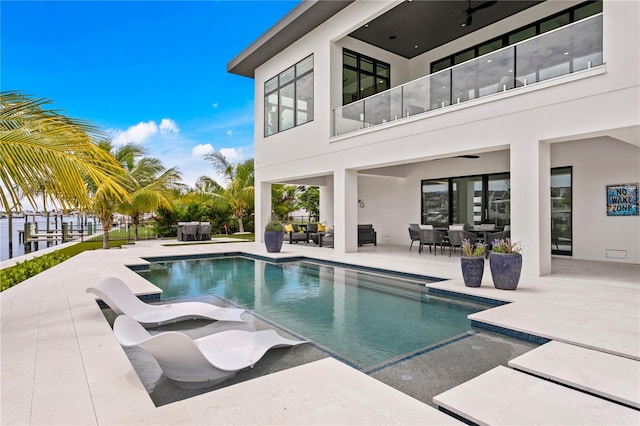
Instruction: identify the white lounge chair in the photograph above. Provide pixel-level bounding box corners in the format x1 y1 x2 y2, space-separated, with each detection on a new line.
113 315 307 389
86 277 245 328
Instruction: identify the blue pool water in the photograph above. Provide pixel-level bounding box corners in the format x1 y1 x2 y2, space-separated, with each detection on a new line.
137 256 492 368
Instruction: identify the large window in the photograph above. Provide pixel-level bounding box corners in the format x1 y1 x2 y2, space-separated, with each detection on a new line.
342 49 390 105
430 1 602 73
264 55 314 137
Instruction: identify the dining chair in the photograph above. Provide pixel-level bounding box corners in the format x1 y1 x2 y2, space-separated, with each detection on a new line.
418 229 445 255
408 227 420 251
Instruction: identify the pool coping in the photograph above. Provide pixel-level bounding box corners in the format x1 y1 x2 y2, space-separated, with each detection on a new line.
2 240 638 425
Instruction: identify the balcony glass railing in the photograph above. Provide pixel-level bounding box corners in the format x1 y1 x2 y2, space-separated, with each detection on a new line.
333 14 603 136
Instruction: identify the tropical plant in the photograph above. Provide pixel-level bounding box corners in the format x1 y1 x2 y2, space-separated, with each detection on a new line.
198 153 254 233
271 184 298 221
89 141 183 247
461 239 486 257
117 156 184 241
491 238 523 254
297 185 320 218
0 91 129 213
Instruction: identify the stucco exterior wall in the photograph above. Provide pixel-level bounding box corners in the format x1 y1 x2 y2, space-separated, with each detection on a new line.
249 0 640 274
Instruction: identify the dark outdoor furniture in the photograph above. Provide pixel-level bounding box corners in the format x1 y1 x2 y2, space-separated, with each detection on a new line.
287 224 310 244
408 227 420 251
418 229 445 255
358 224 377 246
447 230 477 257
321 227 334 248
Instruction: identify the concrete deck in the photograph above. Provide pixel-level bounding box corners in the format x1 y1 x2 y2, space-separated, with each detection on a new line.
1 239 639 424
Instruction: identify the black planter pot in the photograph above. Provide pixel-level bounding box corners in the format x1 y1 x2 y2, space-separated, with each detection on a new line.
264 231 284 253
489 252 522 290
461 256 484 287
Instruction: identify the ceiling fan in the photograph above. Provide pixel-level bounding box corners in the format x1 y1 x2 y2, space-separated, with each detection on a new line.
456 0 498 27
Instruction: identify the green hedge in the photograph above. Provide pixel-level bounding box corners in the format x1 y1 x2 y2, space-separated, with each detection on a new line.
1 252 69 291
0 240 130 292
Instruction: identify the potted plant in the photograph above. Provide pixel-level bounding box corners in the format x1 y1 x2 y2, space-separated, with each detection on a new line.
489 238 523 290
460 239 486 288
264 221 285 253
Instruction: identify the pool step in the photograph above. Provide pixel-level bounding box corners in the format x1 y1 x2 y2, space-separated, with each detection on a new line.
508 340 640 409
433 366 640 425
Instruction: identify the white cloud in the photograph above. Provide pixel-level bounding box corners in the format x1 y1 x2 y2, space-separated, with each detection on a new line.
111 121 158 145
192 143 214 158
226 130 233 136
159 118 179 134
219 147 241 162
212 102 219 108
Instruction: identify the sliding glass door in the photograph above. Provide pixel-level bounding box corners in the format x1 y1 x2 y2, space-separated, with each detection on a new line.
551 167 572 255
422 168 572 256
421 180 449 227
451 176 483 226
423 173 511 228
487 173 511 228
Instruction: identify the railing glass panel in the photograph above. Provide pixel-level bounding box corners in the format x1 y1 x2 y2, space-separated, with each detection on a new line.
333 14 603 136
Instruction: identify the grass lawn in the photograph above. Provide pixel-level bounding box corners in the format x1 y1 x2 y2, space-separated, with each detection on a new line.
1 232 255 291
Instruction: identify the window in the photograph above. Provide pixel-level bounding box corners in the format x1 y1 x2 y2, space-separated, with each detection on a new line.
264 55 314 137
551 167 572 255
342 49 390 105
431 0 602 73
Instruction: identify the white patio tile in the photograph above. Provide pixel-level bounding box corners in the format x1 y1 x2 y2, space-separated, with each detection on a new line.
1 241 639 425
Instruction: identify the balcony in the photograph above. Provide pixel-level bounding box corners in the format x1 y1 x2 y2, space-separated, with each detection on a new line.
333 14 603 137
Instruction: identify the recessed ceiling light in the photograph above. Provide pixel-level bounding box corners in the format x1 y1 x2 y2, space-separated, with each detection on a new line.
414 45 419 48
364 24 369 28
564 51 569 55
487 59 492 63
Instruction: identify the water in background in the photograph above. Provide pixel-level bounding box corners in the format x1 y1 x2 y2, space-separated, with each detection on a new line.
0 216 91 261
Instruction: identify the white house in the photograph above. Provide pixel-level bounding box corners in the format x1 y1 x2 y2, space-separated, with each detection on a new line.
228 0 639 276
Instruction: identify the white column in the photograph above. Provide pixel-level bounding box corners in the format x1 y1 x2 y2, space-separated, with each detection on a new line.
319 176 334 226
510 140 552 277
334 168 358 253
255 181 272 243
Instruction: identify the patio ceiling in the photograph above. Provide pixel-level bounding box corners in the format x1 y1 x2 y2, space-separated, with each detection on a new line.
228 0 543 78
350 0 543 59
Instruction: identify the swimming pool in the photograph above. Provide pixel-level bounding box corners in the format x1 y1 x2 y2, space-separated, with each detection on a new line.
137 256 495 369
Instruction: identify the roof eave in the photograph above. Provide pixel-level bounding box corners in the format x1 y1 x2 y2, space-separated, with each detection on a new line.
227 0 354 78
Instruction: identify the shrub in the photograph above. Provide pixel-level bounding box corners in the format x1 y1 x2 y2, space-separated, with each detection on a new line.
461 239 486 257
491 238 523 254
264 221 285 232
1 252 69 291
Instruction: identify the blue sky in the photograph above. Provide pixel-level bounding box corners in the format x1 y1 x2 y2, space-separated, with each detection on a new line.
2 0 299 187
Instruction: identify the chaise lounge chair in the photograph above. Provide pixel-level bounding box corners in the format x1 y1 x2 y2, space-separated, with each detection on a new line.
86 277 245 328
113 315 307 389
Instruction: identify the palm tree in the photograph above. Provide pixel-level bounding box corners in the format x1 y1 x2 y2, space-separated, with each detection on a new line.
271 184 298 221
118 157 184 241
199 153 254 233
90 141 183 247
0 91 129 213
